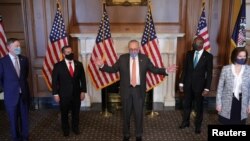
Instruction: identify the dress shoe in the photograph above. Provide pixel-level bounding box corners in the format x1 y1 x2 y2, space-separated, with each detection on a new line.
72 128 80 135
123 136 130 141
195 128 201 134
136 136 142 141
179 122 190 129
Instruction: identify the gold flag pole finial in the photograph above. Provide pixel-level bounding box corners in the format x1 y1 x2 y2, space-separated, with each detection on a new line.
148 0 152 11
56 0 61 10
102 0 105 13
202 0 205 6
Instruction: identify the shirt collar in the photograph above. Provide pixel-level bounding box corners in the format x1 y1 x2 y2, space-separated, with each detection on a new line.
65 59 73 64
9 53 18 60
195 49 204 54
130 55 139 60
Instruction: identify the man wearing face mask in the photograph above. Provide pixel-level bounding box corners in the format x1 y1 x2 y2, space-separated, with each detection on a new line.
179 36 213 134
52 45 87 137
95 40 177 141
0 38 30 141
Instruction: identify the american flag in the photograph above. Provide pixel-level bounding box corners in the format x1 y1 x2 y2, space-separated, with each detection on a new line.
0 16 8 58
196 3 211 52
231 0 246 47
42 5 68 90
141 8 165 91
87 7 119 90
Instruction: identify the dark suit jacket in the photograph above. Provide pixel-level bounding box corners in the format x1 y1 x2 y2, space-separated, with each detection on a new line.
0 54 30 107
100 53 167 99
180 50 213 93
52 60 87 102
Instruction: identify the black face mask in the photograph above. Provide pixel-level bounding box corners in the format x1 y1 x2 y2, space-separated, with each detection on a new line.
192 43 202 51
235 58 246 65
65 53 74 60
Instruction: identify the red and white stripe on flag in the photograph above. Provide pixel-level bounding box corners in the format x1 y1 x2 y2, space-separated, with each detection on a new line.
141 8 165 91
87 8 119 90
0 16 8 57
42 7 68 90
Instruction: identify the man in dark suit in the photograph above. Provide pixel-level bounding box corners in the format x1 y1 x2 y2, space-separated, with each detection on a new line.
95 40 177 141
179 36 213 134
0 38 30 141
52 45 87 137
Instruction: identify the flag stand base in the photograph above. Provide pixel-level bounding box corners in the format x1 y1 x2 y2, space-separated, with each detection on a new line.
100 108 112 118
146 111 159 118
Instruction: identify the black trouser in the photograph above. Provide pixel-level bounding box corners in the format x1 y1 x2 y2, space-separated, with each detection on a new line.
122 86 144 137
182 88 204 129
60 99 81 132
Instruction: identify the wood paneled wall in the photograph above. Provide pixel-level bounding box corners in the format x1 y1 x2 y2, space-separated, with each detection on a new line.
0 0 33 95
1 0 249 98
0 0 26 54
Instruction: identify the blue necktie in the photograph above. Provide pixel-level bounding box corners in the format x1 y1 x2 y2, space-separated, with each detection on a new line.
193 52 199 68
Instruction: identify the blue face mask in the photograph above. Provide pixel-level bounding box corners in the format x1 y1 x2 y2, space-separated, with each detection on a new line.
13 47 21 55
130 52 138 59
235 58 246 65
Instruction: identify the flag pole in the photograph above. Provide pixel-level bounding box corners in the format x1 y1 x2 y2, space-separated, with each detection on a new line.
145 0 159 118
100 0 112 118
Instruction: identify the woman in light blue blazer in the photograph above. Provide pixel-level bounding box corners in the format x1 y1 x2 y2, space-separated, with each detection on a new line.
216 47 250 124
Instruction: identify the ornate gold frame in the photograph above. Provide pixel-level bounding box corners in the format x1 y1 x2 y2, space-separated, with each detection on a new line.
106 0 148 6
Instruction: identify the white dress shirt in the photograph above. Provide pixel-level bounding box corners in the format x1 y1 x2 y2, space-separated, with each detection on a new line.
232 64 244 100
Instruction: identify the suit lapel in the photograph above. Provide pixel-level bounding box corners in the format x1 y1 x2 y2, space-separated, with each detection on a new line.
73 61 78 78
191 51 195 69
7 55 19 78
241 66 248 89
138 54 143 78
126 54 130 81
18 55 24 78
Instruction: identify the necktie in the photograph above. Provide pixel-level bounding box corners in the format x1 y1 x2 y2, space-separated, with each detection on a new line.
14 57 20 77
193 52 199 68
69 62 74 77
131 58 137 87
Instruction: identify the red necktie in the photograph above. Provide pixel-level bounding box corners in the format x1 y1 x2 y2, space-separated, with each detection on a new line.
69 62 74 77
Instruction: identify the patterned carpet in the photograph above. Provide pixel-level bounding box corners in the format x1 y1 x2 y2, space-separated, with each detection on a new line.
0 108 225 141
